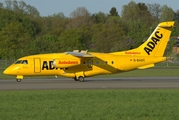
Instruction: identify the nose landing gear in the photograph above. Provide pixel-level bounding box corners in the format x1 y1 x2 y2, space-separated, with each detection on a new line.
16 79 21 82
16 75 23 82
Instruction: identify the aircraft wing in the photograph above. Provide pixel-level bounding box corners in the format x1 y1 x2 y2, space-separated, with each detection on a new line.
66 50 95 58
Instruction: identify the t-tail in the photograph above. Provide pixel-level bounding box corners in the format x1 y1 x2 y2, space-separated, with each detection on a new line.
115 21 175 57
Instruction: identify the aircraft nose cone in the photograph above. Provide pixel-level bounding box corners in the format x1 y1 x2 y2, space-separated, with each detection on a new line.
3 68 11 75
3 69 9 75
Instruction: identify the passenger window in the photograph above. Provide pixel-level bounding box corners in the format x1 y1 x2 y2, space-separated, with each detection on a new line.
88 61 92 65
112 61 114 64
22 60 28 64
14 60 22 64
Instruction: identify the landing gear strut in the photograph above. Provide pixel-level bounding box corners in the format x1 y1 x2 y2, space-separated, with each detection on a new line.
74 77 79 81
16 75 23 82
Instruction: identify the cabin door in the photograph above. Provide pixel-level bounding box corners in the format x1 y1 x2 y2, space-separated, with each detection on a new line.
87 59 93 68
34 58 41 73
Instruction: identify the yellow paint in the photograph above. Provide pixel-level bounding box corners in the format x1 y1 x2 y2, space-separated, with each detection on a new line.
3 21 175 82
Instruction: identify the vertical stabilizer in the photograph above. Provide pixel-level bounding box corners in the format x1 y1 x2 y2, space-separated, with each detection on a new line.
132 21 175 56
112 21 175 57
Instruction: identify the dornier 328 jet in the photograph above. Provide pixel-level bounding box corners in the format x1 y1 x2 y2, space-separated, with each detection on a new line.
3 21 175 82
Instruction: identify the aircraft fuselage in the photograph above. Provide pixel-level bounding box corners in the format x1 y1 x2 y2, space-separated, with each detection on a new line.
4 52 166 80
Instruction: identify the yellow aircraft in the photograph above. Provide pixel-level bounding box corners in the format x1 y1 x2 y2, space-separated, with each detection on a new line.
3 21 175 82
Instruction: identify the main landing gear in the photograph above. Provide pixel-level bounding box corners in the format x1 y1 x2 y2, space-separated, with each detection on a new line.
74 76 84 82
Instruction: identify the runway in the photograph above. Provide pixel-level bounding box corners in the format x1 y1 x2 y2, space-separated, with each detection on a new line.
0 77 179 90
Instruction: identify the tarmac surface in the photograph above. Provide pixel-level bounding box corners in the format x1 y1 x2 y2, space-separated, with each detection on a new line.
0 77 179 90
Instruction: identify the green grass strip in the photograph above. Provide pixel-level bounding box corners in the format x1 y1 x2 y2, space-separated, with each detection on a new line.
0 89 179 120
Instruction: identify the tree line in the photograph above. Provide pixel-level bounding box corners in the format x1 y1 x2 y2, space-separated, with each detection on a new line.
0 0 179 60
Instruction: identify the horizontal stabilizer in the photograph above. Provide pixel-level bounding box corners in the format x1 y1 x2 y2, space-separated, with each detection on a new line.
158 22 175 28
137 64 154 69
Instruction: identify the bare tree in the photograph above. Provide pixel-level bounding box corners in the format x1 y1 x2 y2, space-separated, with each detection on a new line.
70 7 90 18
160 5 174 21
147 3 161 21
67 7 92 28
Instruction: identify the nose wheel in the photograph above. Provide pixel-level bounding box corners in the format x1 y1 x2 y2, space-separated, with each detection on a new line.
16 79 21 82
16 75 23 82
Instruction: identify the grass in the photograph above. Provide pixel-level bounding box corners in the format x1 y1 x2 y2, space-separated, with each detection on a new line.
0 89 179 120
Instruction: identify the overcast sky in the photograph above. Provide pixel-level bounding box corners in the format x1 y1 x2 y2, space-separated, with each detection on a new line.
0 0 178 17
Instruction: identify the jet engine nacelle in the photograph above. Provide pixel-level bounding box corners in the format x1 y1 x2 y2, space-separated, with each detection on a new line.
53 58 81 68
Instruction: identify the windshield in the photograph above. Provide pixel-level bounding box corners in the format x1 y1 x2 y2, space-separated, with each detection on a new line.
14 60 22 64
14 60 28 64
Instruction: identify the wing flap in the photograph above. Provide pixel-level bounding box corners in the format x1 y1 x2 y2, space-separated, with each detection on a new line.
66 50 94 58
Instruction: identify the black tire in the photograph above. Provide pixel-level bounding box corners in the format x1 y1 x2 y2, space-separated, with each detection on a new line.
16 79 21 82
78 76 84 82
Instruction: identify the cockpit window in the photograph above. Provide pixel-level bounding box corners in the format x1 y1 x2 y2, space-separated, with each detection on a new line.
14 60 22 64
14 60 28 64
22 60 28 64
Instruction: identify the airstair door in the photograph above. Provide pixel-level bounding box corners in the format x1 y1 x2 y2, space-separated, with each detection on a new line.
34 58 41 73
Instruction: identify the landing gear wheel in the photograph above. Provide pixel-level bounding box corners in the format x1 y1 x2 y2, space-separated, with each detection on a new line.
16 79 21 82
74 77 79 81
78 76 84 82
